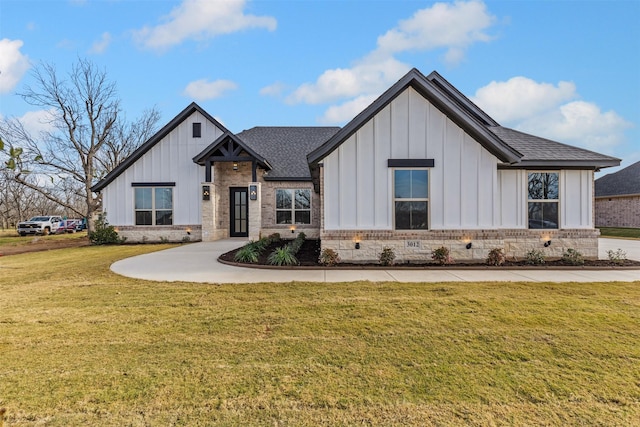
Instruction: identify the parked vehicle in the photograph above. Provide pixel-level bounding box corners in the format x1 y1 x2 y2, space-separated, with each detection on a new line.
16 216 63 236
55 219 81 234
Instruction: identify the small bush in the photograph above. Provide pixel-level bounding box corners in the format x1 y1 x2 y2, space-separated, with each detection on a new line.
431 246 452 265
160 236 169 243
319 248 340 266
525 249 545 265
267 233 281 243
607 248 627 266
268 246 298 266
88 214 123 245
182 236 191 243
562 248 584 266
379 247 396 266
486 248 506 266
234 245 259 263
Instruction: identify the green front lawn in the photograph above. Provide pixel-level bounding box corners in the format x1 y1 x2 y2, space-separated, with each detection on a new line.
0 245 639 425
598 227 640 239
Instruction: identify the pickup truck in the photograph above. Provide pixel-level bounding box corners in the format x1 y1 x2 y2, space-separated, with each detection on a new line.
17 215 63 236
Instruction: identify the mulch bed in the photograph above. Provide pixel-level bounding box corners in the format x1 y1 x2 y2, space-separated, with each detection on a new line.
218 239 640 269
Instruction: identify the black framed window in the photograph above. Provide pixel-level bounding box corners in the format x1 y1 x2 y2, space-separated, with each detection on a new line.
135 187 173 225
394 169 428 230
193 122 201 138
276 189 311 224
528 172 559 229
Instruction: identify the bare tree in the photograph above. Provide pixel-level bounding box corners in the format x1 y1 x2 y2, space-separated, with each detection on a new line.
0 59 159 232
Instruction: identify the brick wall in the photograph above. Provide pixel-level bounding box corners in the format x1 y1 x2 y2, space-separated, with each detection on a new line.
595 195 640 228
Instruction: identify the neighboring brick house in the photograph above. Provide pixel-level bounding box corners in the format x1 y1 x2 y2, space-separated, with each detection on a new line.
92 69 620 261
595 160 640 228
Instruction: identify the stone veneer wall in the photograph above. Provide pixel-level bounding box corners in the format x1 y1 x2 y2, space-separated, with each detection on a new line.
321 229 600 263
116 225 201 243
260 180 321 239
595 195 640 228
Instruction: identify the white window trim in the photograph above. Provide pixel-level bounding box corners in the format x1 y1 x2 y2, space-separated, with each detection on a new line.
526 170 560 230
392 168 430 231
134 187 174 226
275 188 312 225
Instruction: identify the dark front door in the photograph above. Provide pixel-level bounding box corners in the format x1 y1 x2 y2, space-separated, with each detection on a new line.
230 187 248 237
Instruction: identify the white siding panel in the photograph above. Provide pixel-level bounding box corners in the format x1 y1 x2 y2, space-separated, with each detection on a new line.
322 86 500 231
338 138 358 228
427 103 445 228
102 110 222 225
497 169 525 228
561 169 593 228
356 121 376 227
390 90 409 159
374 105 392 228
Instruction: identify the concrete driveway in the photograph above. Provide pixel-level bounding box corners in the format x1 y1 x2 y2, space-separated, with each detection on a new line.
110 237 640 284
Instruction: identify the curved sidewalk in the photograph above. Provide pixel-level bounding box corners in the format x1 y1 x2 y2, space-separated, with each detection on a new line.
111 238 640 284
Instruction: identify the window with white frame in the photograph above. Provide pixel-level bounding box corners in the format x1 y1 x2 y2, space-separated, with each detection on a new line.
394 169 428 230
527 172 558 229
134 187 173 225
276 189 311 224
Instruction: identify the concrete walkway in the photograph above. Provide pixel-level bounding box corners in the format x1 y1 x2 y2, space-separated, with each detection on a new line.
110 238 640 284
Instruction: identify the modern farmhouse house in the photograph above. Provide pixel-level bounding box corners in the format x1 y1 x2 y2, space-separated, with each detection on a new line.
92 69 620 261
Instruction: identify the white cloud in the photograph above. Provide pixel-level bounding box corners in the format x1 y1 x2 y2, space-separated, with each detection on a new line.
259 81 287 97
133 0 276 51
89 32 112 54
376 0 495 65
472 77 577 123
473 77 632 153
182 79 237 101
284 1 496 123
0 38 31 94
19 109 56 137
287 56 409 105
319 94 378 125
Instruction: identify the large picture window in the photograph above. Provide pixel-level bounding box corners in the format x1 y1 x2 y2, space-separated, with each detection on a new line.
276 189 311 224
394 169 428 230
528 172 558 229
135 187 173 225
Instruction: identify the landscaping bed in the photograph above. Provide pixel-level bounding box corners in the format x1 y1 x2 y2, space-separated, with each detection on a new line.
219 238 640 268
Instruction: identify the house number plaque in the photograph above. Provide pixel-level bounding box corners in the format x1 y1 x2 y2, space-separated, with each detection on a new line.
405 240 421 249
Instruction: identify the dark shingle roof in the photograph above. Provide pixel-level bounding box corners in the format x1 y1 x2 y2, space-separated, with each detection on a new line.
489 126 621 168
237 127 340 179
595 160 640 197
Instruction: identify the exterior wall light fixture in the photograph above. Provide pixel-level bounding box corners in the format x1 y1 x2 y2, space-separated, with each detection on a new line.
544 240 552 247
466 242 472 249
290 226 296 234
355 242 360 249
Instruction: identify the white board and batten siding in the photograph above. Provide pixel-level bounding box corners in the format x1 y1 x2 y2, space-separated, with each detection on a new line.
497 169 594 229
101 111 224 225
323 86 500 231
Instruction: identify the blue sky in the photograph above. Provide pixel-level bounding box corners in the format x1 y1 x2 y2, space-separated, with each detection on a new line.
1 0 638 177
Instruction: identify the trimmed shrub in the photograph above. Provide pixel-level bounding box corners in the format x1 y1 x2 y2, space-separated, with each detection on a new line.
88 214 123 245
562 248 585 266
319 248 340 266
525 249 545 265
431 246 452 265
379 247 396 266
486 248 506 266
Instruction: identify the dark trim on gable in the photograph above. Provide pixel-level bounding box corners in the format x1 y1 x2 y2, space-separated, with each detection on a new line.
307 68 522 169
92 102 233 193
388 159 435 168
192 132 271 170
498 159 621 170
131 182 176 187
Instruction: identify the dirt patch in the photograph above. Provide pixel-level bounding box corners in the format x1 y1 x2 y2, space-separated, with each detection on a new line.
0 235 91 257
220 239 640 269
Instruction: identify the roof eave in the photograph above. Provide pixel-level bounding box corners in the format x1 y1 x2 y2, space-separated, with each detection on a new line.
498 159 621 170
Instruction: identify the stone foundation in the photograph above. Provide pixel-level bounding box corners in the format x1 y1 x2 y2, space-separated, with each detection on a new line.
115 225 201 243
321 229 600 263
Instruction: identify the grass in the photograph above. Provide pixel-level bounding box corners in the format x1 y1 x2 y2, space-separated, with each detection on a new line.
0 229 88 247
598 227 640 239
0 246 639 425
